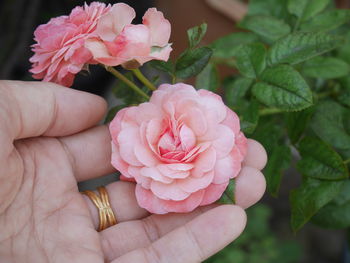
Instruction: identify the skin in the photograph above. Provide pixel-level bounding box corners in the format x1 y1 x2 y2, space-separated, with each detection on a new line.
0 80 267 263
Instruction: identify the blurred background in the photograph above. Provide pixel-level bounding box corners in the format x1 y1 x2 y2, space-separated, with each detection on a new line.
1 0 350 262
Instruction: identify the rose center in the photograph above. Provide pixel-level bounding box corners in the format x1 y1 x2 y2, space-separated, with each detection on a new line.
157 119 196 161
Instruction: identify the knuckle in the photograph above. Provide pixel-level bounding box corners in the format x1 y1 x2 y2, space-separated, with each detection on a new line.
141 216 161 243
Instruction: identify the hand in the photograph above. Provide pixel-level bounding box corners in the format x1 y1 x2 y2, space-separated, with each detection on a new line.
0 81 267 263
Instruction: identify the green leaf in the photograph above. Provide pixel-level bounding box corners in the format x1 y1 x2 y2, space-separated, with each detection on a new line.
252 120 284 153
290 178 344 232
149 60 174 74
311 101 350 150
239 100 260 134
297 136 349 180
338 76 350 108
104 104 127 124
339 92 350 108
175 47 213 79
268 32 342 66
234 43 267 79
195 63 219 92
288 0 330 22
187 23 207 48
264 145 292 197
300 10 350 32
211 32 259 58
224 77 253 108
239 15 291 43
248 0 289 19
286 107 314 144
312 181 350 229
252 65 313 111
302 56 350 79
218 179 235 204
337 32 350 64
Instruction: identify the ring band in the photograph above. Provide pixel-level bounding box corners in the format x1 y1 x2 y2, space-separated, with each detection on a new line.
82 186 117 231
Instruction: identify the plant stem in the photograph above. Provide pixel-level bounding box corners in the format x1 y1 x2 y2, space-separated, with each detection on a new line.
105 66 150 100
317 90 338 100
259 108 285 116
131 68 156 91
344 158 350 165
293 18 301 32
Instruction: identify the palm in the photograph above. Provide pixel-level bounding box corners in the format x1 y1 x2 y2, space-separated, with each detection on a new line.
0 81 267 263
0 138 103 262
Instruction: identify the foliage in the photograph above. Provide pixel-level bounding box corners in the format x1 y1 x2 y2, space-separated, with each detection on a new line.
207 0 350 232
205 204 302 263
111 0 350 232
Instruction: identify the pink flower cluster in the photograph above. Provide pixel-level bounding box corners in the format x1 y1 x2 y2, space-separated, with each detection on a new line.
30 2 171 87
110 83 247 214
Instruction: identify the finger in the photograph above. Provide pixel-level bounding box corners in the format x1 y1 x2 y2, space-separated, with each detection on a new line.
0 81 106 213
100 205 215 261
235 166 266 209
59 125 115 181
82 181 149 229
243 139 267 170
0 80 107 140
111 205 246 263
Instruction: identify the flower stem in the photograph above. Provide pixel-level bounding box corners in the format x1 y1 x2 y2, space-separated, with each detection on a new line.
344 158 350 165
293 18 301 32
172 75 177 84
131 68 156 91
259 108 285 116
105 66 150 100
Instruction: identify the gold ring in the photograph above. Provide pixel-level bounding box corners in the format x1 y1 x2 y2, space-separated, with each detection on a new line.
82 186 117 231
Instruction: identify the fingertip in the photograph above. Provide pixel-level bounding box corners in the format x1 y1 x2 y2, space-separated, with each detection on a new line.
235 166 266 209
243 139 268 170
47 86 108 136
182 204 247 260
60 87 108 119
224 205 247 236
202 205 247 241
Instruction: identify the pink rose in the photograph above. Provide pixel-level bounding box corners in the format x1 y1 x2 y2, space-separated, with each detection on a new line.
29 2 109 87
85 5 172 68
109 83 247 214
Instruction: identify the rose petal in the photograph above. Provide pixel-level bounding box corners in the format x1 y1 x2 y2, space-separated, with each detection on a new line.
213 151 241 184
179 124 196 151
150 181 190 201
135 103 164 124
182 141 211 163
134 143 159 167
157 164 191 179
96 3 136 41
212 125 235 159
140 167 173 184
200 182 229 206
198 89 227 123
111 142 132 177
177 170 214 193
135 185 168 214
85 39 124 66
142 8 171 47
236 132 248 162
117 127 143 166
183 107 207 137
109 107 128 144
191 147 216 178
221 107 241 135
129 166 151 189
162 190 205 213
